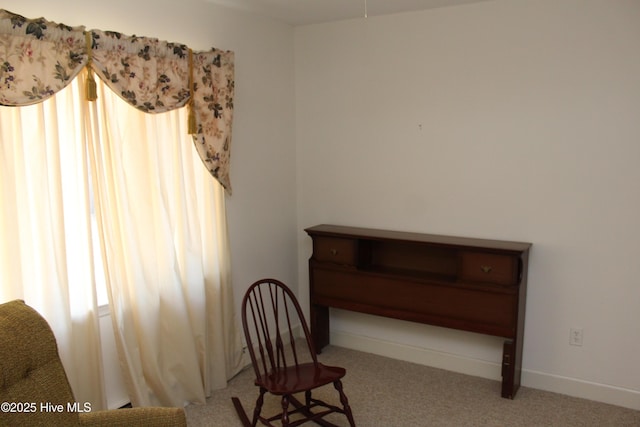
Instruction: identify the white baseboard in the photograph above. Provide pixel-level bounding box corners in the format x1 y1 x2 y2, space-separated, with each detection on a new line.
521 370 640 411
330 330 640 411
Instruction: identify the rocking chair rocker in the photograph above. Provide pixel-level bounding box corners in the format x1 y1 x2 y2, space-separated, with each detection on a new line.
232 278 356 427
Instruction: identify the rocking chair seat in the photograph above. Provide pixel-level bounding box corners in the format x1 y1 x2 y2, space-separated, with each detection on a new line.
258 363 346 395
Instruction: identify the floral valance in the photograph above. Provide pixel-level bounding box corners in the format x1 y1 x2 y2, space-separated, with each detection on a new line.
0 9 234 192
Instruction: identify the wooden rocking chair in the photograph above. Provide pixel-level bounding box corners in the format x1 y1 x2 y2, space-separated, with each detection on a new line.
232 278 356 427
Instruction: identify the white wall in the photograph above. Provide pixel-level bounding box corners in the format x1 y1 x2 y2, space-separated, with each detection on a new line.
4 0 297 407
295 0 640 409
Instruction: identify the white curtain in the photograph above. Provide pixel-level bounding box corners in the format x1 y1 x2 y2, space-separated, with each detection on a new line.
0 74 106 409
1 73 244 408
88 75 244 407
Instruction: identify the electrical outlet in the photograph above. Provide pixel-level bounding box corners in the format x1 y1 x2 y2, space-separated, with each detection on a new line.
570 328 583 346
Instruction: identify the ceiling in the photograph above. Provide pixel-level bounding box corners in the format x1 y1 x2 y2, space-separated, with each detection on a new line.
205 0 492 26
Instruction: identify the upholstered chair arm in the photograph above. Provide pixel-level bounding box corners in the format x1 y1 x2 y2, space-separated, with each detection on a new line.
78 407 187 426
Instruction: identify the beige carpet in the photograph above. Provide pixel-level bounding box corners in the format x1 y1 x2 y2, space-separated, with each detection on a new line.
185 344 640 426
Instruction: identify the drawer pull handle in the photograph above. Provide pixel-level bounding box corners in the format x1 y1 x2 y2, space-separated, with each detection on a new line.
480 265 493 273
330 249 338 256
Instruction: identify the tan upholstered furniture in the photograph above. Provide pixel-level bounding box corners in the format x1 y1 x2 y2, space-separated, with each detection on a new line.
0 300 187 426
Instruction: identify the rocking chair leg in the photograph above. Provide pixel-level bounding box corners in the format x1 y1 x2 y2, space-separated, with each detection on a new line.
281 395 291 427
231 397 252 427
334 380 356 427
253 388 266 427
